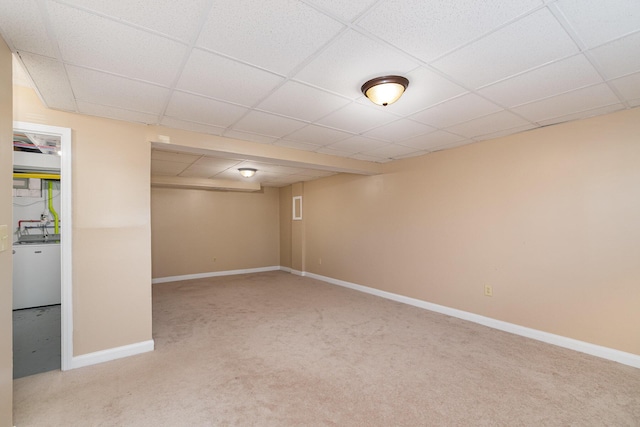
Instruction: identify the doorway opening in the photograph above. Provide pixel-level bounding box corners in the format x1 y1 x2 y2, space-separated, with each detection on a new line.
11 122 72 376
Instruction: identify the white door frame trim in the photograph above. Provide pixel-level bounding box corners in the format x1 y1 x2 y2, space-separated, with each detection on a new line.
13 121 73 370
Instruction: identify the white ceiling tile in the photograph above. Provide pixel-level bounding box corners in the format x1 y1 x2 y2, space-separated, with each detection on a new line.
432 9 580 89
12 56 34 88
77 101 159 124
474 124 537 141
360 143 422 160
177 49 285 107
444 111 532 139
555 0 640 48
296 169 336 177
58 0 212 43
536 103 626 126
430 139 477 152
316 146 358 156
18 53 76 111
160 117 226 136
283 124 353 146
223 130 278 145
180 162 246 179
193 157 242 168
0 0 56 57
350 153 388 162
317 102 397 133
609 72 640 101
478 54 603 107
410 93 503 128
68 66 171 114
196 0 344 75
401 130 467 151
364 119 436 142
513 84 621 122
326 136 389 154
165 92 249 128
273 140 323 152
46 1 187 86
253 163 305 174
6 0 638 168
232 111 307 138
361 67 467 116
293 29 419 98
357 0 543 62
257 81 351 122
305 0 378 22
151 159 190 176
394 150 428 160
177 165 223 179
589 32 640 79
151 150 200 164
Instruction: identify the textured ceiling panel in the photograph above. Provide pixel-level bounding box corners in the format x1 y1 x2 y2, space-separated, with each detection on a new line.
555 0 640 48
512 83 621 122
431 8 579 89
0 0 56 57
477 54 603 107
1 0 639 186
410 94 502 128
177 49 285 107
196 0 344 74
67 66 171 114
19 52 76 111
357 0 543 61
58 0 212 42
257 81 351 122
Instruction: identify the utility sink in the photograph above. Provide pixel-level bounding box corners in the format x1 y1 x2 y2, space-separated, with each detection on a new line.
16 234 61 244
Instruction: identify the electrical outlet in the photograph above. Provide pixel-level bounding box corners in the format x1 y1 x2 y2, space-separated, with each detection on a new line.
484 285 493 297
318 258 322 265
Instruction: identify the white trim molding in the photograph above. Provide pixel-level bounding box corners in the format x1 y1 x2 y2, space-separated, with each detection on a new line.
69 340 155 370
302 271 640 369
14 121 74 371
152 266 281 284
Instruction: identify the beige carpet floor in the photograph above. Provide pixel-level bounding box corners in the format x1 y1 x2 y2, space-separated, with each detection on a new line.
13 271 640 425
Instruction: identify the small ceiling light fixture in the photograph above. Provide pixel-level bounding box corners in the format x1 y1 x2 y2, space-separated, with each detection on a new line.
238 168 257 178
361 75 409 106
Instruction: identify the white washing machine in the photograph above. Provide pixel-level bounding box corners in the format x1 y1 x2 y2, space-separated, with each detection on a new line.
13 243 61 310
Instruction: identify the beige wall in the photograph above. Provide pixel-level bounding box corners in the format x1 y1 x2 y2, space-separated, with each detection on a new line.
0 39 13 427
279 186 292 269
151 187 280 278
302 108 640 356
14 86 152 356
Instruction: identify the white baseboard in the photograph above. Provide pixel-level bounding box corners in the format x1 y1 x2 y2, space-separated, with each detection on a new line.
152 266 281 284
303 271 640 369
69 339 155 370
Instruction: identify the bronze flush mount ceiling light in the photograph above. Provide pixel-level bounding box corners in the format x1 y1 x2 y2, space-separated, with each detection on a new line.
361 75 409 106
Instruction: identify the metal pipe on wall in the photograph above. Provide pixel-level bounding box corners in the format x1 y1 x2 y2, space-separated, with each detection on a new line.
48 181 59 234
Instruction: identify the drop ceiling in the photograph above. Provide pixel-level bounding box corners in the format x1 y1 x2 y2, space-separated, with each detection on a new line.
2 0 639 187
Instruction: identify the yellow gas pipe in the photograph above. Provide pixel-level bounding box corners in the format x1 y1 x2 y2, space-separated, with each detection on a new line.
13 172 61 180
48 181 59 234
